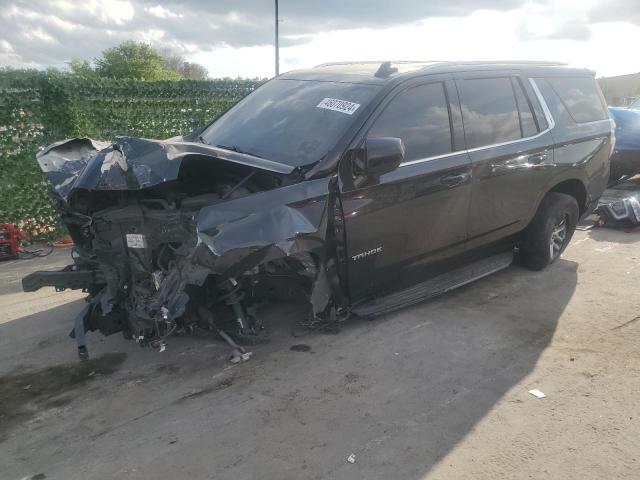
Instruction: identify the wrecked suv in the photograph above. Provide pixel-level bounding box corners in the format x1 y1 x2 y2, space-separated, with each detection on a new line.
24 61 613 360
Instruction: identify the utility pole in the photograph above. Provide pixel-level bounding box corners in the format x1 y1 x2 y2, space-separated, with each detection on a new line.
275 0 280 76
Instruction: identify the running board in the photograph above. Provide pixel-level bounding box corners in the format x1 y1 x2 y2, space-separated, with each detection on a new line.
352 251 513 318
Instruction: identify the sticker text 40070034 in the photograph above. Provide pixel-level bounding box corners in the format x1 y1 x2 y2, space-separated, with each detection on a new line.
316 98 361 115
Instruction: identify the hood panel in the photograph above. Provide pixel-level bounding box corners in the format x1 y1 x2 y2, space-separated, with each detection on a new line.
37 136 296 201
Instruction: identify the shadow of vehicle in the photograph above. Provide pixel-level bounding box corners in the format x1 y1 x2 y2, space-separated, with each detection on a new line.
0 258 576 480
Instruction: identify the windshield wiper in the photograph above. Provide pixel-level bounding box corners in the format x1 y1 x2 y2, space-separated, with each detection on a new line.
198 136 264 160
215 144 264 159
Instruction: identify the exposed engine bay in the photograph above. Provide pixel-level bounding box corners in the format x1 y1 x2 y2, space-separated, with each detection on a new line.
24 137 348 361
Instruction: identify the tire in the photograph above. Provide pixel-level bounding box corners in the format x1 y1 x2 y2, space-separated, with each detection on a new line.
519 192 579 271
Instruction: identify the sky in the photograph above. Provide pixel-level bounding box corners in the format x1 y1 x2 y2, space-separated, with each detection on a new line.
1 0 639 78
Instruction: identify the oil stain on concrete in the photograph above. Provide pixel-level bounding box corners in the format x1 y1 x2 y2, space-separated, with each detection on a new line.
0 352 127 434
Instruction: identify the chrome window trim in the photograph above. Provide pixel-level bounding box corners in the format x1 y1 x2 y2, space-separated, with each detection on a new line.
400 150 461 167
464 126 551 154
399 77 558 167
528 78 556 130
570 118 612 126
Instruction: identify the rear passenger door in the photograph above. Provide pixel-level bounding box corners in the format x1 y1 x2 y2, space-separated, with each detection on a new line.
455 72 555 250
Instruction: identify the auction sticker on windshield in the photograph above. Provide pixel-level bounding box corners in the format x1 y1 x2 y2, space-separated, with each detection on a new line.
126 234 147 249
316 98 361 115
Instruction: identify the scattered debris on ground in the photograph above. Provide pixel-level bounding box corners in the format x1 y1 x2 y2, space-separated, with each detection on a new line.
594 177 640 229
528 389 546 399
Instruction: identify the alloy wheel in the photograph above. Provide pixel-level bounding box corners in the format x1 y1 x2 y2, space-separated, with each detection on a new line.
549 216 568 261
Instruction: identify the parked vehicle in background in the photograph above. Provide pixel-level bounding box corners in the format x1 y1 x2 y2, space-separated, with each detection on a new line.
23 61 613 360
608 107 640 184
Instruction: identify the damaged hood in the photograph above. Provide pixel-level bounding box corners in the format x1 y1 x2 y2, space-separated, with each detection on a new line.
37 136 296 201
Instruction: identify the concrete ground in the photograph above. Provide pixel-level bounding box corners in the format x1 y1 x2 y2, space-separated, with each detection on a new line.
1 228 639 480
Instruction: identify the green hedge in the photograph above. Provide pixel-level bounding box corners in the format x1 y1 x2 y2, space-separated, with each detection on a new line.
0 70 264 239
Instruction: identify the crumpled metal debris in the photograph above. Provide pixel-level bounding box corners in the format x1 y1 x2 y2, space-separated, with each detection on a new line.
595 181 640 228
26 136 344 361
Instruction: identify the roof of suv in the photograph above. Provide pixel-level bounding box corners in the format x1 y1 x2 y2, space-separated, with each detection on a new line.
280 61 594 85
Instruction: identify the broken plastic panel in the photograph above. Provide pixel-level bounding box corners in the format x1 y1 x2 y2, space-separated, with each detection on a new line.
595 180 640 228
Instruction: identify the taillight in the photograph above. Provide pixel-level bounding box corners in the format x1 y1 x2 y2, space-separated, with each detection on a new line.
609 118 616 158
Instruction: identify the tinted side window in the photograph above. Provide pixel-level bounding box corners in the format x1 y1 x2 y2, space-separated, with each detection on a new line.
368 83 452 161
547 77 607 123
459 78 521 148
512 78 538 137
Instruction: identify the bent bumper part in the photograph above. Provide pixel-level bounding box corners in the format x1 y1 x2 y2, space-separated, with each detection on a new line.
22 268 105 292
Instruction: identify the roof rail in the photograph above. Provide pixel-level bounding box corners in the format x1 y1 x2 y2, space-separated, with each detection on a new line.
314 60 436 68
314 60 568 69
421 60 567 68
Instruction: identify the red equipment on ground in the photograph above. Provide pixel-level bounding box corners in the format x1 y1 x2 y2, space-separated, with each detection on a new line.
0 223 30 260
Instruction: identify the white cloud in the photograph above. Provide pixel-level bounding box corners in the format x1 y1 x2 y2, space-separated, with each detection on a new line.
188 8 640 78
1 0 639 78
85 0 135 25
515 0 597 40
0 40 14 53
23 27 57 44
138 28 167 43
189 45 275 79
145 5 183 19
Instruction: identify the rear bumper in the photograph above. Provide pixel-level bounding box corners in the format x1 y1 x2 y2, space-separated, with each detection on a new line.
22 267 105 292
610 150 640 180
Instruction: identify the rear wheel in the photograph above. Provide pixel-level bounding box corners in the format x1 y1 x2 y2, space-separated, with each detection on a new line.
519 192 579 271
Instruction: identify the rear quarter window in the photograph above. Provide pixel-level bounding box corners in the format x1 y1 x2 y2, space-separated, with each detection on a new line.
546 77 607 123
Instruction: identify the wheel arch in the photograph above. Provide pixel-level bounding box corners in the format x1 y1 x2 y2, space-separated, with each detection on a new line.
548 179 588 216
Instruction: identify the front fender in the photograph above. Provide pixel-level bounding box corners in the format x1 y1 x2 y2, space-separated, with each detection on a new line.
196 177 333 276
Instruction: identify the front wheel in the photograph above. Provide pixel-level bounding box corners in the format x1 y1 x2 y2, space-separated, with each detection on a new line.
519 192 579 271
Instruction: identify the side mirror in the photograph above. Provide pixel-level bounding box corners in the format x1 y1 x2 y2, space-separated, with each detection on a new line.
358 137 404 176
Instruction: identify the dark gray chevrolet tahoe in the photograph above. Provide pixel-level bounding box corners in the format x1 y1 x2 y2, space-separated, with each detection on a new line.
24 61 613 359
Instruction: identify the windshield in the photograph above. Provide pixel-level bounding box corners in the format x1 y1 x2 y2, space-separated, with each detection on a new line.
200 79 380 167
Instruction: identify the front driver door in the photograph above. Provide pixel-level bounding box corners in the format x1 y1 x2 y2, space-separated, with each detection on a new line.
340 78 472 301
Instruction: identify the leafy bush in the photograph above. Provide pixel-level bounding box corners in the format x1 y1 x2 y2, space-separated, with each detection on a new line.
0 70 264 239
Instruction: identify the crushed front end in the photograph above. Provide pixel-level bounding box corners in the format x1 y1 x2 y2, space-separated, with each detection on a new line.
24 137 346 360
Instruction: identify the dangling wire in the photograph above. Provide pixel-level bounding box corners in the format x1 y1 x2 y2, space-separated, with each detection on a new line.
19 244 55 259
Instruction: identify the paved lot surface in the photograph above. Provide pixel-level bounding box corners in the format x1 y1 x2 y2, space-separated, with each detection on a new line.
1 229 639 480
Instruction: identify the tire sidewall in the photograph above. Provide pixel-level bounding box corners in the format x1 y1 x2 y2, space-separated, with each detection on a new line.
543 202 575 264
520 192 579 270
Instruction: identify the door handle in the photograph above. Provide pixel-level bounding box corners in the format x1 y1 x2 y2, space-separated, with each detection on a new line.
527 152 549 165
440 172 469 187
491 151 550 174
